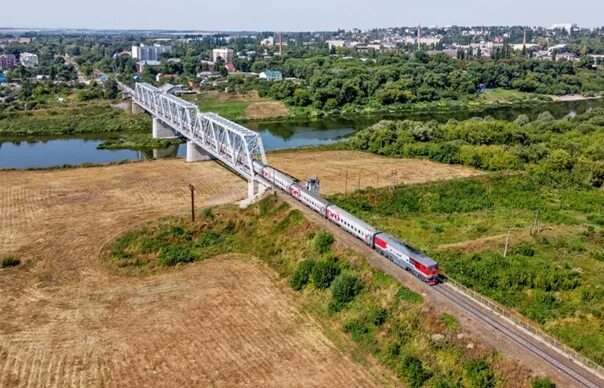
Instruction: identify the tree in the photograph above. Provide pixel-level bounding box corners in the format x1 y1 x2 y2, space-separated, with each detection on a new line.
331 272 363 307
104 78 119 99
290 259 316 290
311 259 340 289
400 356 431 388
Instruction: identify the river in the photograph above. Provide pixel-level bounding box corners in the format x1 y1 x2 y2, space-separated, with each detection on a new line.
2 98 603 169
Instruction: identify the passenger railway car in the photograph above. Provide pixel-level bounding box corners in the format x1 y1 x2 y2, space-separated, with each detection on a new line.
326 205 378 246
252 161 440 285
292 183 330 214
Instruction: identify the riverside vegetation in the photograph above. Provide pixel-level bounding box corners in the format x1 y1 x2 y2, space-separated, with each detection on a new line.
107 197 551 387
0 103 150 136
333 108 604 364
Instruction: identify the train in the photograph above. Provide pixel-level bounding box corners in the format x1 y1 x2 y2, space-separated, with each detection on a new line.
252 160 440 285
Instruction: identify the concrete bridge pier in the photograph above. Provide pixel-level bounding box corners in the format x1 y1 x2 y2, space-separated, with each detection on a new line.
152 117 177 139
186 141 216 162
242 178 269 206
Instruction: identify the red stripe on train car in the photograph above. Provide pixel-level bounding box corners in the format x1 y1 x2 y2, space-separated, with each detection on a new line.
375 237 387 249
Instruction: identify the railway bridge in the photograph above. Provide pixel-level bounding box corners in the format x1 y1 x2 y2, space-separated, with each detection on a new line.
117 81 269 201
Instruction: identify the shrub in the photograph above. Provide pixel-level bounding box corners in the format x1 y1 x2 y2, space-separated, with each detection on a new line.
1 257 20 268
314 230 335 253
531 377 555 388
399 356 431 388
311 258 340 289
290 259 315 291
442 313 459 331
330 272 363 309
196 230 222 247
158 246 198 266
202 207 214 219
344 319 372 344
396 286 423 303
465 359 496 388
515 243 535 257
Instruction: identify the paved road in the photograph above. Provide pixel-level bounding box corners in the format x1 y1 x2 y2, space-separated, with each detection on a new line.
276 191 604 388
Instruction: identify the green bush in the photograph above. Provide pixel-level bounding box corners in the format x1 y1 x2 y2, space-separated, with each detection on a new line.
442 313 459 331
158 246 198 266
399 356 431 388
1 257 21 268
531 377 555 388
196 230 222 247
290 259 315 291
314 230 335 253
330 272 363 309
465 359 496 388
311 258 340 289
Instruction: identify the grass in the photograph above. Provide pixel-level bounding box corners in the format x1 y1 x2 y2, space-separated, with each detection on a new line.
1 257 21 268
183 91 270 121
475 88 536 103
330 173 604 364
0 103 150 136
105 196 534 385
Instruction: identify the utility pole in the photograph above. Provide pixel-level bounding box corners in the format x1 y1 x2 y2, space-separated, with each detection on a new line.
503 228 510 258
531 208 541 235
345 170 348 196
357 171 361 191
188 184 195 222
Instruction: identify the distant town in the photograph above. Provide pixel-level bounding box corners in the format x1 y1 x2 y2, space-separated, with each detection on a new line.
1 23 604 108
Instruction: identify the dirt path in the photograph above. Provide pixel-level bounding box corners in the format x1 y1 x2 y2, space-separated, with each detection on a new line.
269 150 483 195
0 160 391 387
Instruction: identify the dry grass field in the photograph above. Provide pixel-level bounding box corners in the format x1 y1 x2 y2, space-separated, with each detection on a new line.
0 160 394 387
269 150 483 195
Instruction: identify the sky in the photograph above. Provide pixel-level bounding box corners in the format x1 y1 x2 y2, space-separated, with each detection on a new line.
1 0 602 31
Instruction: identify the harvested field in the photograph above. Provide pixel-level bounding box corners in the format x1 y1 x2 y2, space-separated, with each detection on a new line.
0 160 390 387
269 150 483 195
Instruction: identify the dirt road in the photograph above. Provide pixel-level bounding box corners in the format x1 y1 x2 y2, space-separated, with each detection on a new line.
0 160 391 387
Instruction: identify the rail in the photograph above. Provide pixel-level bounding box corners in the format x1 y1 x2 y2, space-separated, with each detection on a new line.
443 276 604 380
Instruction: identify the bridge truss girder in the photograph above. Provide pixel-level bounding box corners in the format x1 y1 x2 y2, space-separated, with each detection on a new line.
134 83 267 181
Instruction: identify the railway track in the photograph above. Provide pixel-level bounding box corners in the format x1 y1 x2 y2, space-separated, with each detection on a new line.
432 284 602 388
275 191 604 387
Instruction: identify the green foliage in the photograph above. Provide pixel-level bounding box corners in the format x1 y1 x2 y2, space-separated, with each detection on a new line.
290 259 315 291
1 257 21 268
399 356 431 388
158 246 198 266
441 314 459 331
310 258 341 289
531 377 556 388
465 359 496 388
97 133 182 151
196 230 222 248
314 230 335 253
396 286 423 304
348 109 604 188
0 105 150 136
330 272 363 310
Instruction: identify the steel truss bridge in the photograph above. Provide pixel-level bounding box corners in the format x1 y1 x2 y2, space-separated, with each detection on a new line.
119 82 268 198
